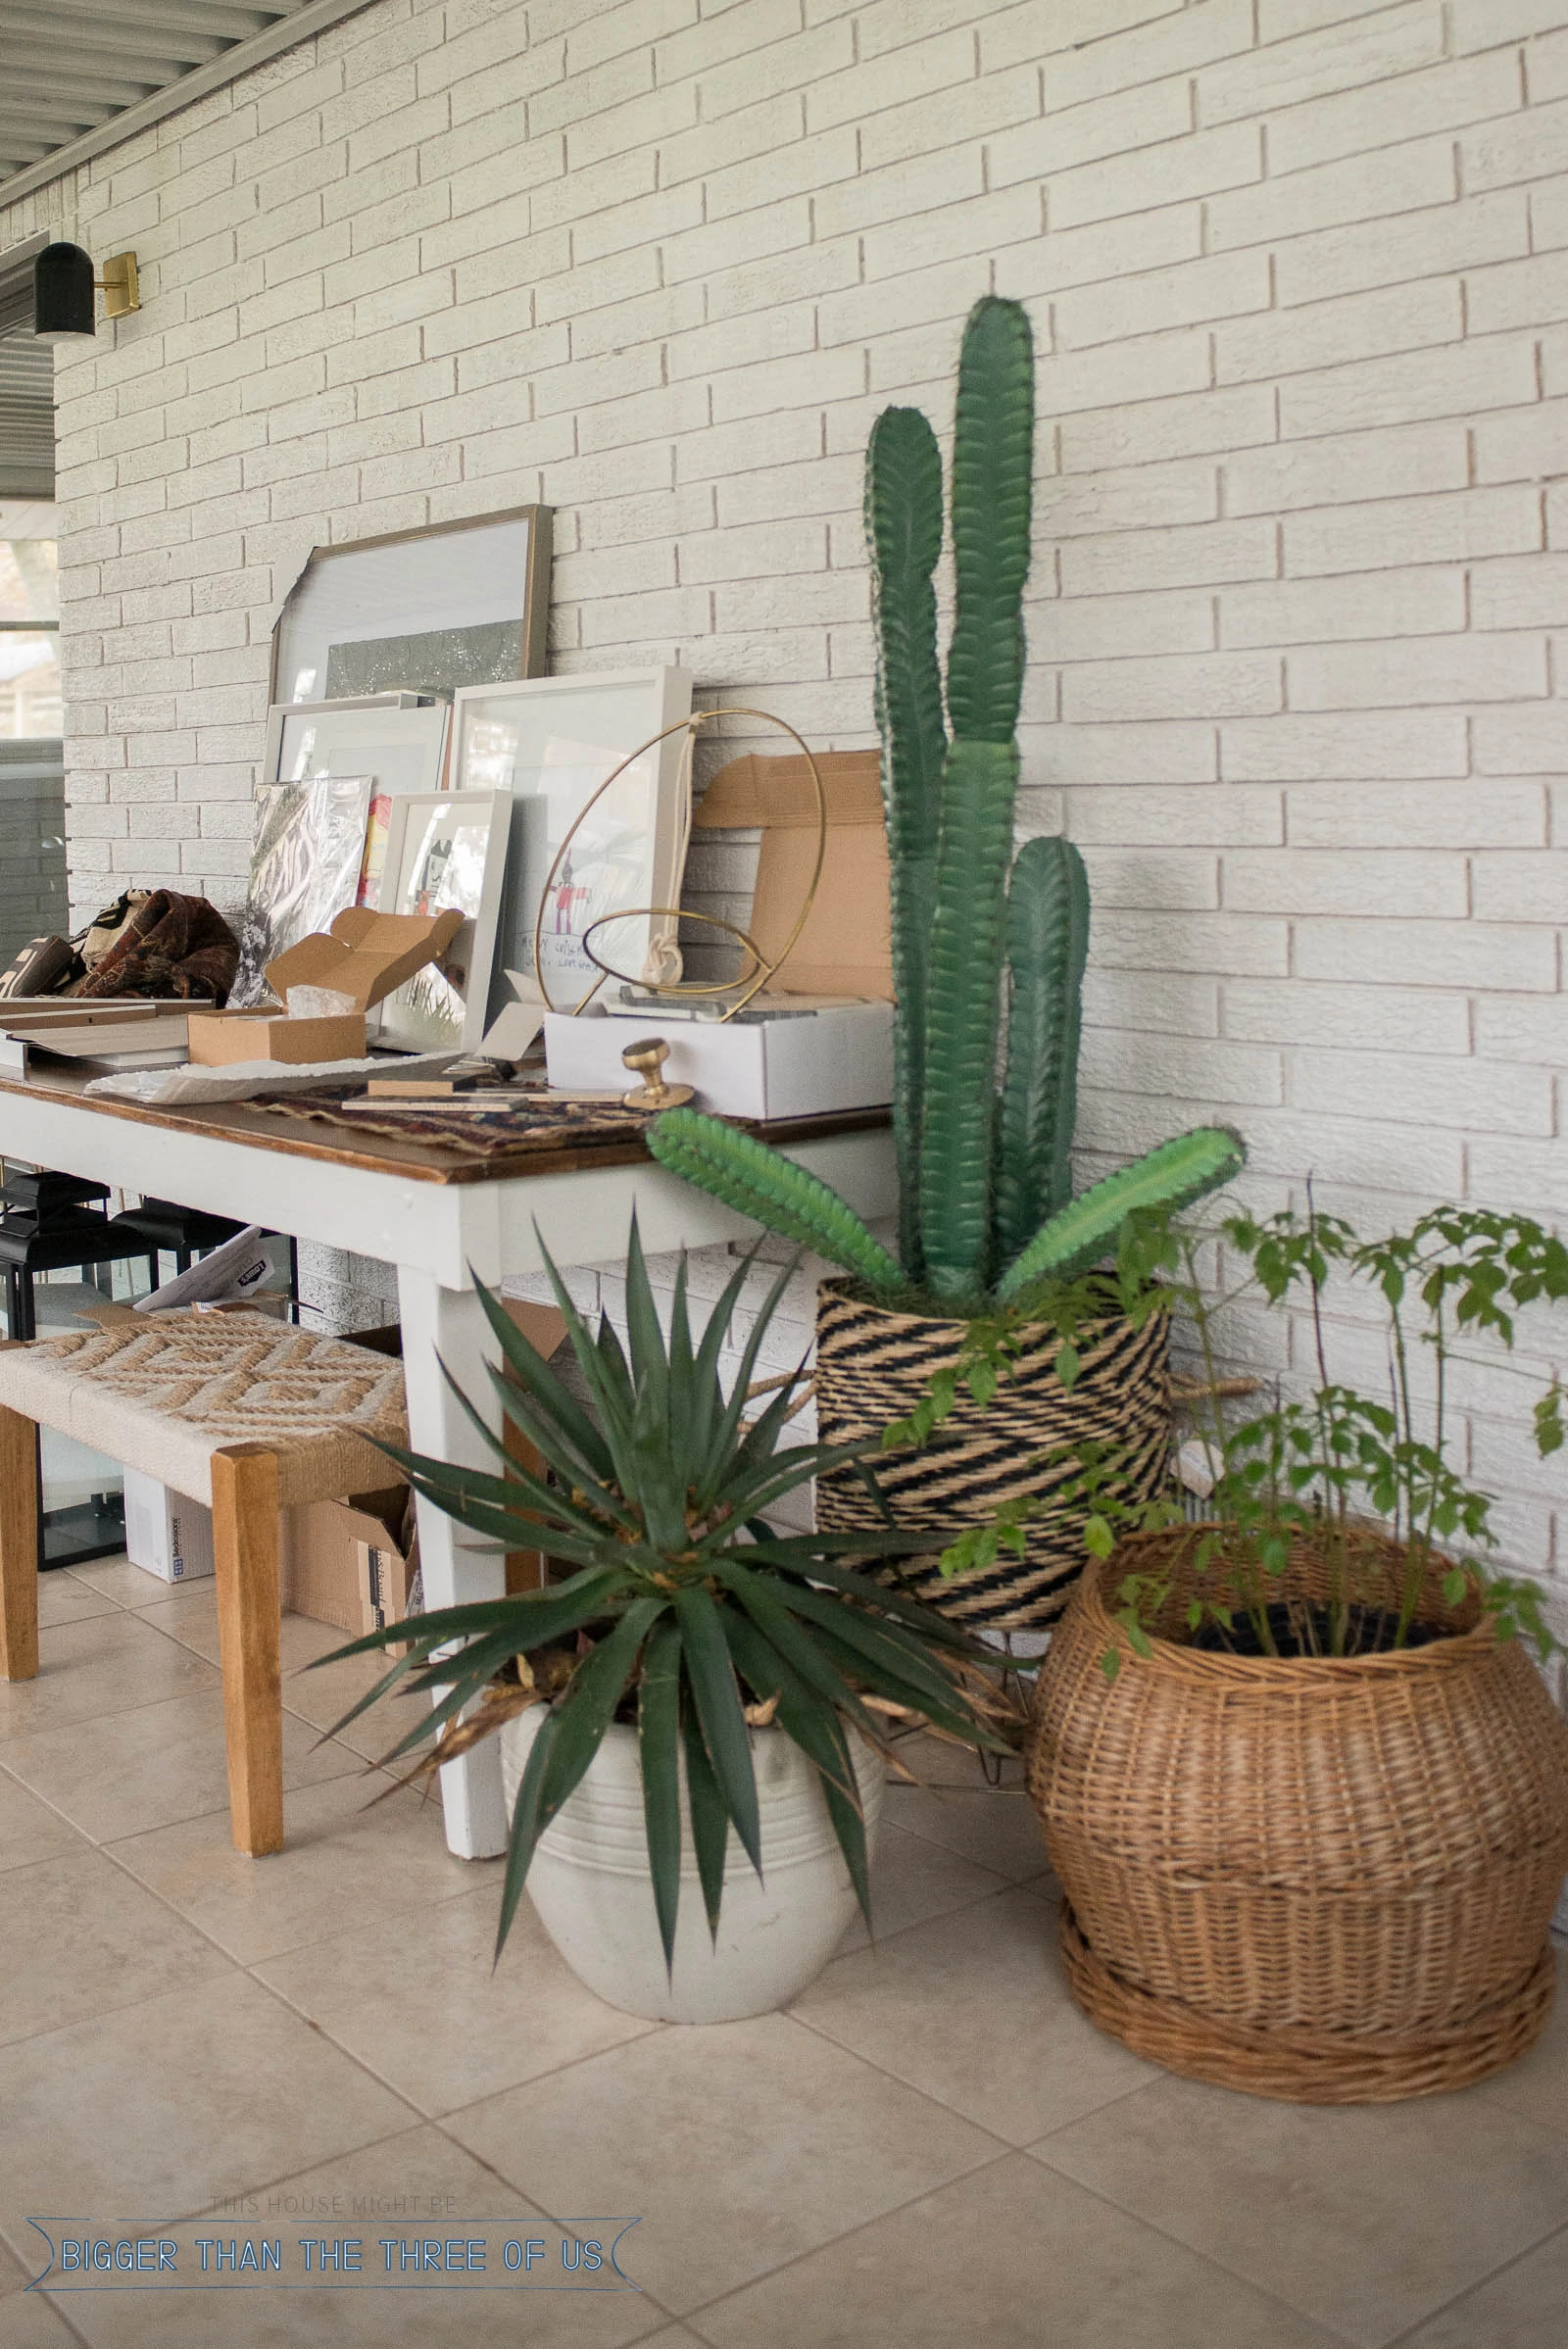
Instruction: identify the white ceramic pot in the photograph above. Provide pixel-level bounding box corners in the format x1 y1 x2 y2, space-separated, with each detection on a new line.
500 1705 885 2023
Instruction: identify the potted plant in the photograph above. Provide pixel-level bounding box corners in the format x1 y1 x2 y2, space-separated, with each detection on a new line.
1027 1199 1568 2103
647 292 1245 1630
319 1216 1015 2024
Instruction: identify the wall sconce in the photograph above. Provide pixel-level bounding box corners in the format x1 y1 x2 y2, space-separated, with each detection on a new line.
32 243 141 341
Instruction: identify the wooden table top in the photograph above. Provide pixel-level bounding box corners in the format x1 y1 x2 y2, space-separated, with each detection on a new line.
0 1064 890 1189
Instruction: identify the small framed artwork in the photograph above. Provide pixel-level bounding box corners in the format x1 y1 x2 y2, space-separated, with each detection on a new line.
264 695 450 796
230 774 375 1009
451 666 693 1017
270 508 553 707
372 792 510 1053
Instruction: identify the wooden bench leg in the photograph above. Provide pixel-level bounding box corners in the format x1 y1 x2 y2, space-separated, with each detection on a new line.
210 1445 284 1857
0 1408 38 1681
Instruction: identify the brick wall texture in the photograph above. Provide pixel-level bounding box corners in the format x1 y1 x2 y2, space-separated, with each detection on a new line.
2 0 1564 1588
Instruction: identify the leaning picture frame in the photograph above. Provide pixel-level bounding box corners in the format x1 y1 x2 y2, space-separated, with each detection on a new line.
270 508 553 708
450 666 693 1022
371 791 510 1054
263 693 449 793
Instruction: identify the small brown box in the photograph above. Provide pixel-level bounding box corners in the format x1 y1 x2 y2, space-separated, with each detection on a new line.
187 906 464 1067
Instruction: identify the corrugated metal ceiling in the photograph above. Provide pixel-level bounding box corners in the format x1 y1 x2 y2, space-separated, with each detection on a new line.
1 1 375 200
1 3 312 182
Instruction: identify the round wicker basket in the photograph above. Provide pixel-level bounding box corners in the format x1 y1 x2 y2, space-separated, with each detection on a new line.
1028 1527 1568 2103
812 1280 1170 1632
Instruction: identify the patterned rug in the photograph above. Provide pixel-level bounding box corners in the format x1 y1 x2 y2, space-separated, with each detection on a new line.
252 1087 655 1158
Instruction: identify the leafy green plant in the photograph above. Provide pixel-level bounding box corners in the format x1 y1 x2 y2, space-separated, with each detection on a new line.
647 294 1245 1318
315 1217 1015 1965
989 1199 1568 1668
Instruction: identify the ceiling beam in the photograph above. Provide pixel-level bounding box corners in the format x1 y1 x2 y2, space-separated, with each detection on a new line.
8 9 231 71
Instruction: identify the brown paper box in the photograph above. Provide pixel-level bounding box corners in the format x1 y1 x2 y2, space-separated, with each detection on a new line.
279 1300 571 1635
695 750 892 1000
281 1488 410 1636
186 906 465 1067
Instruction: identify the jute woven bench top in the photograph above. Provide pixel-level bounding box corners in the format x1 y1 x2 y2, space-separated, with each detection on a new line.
0 1310 408 1507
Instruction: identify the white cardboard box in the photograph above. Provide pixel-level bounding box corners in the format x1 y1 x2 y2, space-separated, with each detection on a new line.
123 1469 216 1583
543 1001 894 1120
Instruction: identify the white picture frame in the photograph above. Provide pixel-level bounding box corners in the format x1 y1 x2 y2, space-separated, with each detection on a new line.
264 695 450 796
451 665 693 1019
270 507 552 706
372 791 510 1054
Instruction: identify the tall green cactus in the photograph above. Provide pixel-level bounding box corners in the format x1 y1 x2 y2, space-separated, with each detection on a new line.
864 408 946 1285
647 295 1247 1312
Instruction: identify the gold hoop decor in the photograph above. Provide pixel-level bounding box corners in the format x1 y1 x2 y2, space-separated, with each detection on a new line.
531 706 828 1023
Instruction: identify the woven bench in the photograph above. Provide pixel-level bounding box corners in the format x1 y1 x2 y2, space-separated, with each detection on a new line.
0 1310 408 1856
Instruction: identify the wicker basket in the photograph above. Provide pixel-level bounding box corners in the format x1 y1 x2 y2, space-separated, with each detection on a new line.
1028 1526 1568 2103
812 1280 1170 1632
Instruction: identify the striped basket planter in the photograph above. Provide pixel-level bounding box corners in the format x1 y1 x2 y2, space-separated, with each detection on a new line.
812 1279 1171 1632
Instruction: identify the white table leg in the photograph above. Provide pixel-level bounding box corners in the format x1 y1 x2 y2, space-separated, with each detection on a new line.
396 1265 509 1861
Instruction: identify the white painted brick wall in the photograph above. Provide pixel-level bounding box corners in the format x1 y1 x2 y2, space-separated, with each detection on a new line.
4 0 1564 1596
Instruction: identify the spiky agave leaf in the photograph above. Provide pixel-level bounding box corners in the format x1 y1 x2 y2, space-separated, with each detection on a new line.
997 1126 1248 1303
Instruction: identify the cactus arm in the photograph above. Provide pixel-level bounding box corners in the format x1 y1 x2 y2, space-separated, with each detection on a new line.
996 1127 1248 1303
996 835 1090 1259
917 738 1020 1301
865 406 947 1286
646 1107 904 1294
945 295 1036 743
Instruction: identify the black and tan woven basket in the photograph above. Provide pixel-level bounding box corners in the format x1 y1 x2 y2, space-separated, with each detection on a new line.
1028 1527 1568 2103
812 1279 1170 1631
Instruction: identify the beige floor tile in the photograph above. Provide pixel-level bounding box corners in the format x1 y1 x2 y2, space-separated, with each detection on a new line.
0 1614 219 1744
61 1558 162 1605
1 1691 362 1844
107 1771 478 1964
1036 2071 1568 2347
36 1575 122 1630
833 1822 1009 1955
0 1848 230 2049
53 2124 665 2349
1476 1952 1568 2136
881 1753 1051 1884
0 1973 415 2244
445 2010 1002 2313
0 2290 80 2346
0 1767 90 1876
140 1595 413 1767
254 1884 657 2117
123 1584 217 1643
1396 2222 1568 2348
792 1887 1155 2144
691 2151 1344 2349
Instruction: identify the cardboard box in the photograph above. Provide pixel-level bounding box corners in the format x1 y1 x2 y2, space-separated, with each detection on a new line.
187 906 464 1067
282 1488 413 1636
544 999 893 1120
123 1469 216 1584
545 749 896 1117
277 1300 570 1634
694 749 892 999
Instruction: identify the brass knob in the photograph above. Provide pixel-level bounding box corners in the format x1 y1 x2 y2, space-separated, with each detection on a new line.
620 1035 694 1111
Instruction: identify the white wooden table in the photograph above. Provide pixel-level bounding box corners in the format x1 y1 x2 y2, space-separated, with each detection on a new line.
0 1071 895 1858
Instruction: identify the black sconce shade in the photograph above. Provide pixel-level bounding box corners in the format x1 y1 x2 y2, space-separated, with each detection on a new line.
34 242 95 341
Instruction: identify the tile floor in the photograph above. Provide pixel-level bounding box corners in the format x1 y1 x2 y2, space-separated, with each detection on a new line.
2 1555 1567 2347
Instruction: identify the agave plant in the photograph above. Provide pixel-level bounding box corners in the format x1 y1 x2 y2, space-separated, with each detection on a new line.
317 1217 1014 1964
648 294 1244 1316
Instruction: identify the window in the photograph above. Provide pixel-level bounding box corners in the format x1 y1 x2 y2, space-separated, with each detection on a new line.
0 506 60 737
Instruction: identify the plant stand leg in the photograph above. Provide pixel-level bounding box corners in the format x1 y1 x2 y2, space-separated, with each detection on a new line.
210 1444 284 1857
0 1404 38 1680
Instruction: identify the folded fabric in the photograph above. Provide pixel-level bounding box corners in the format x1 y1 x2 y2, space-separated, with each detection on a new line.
64 890 240 1004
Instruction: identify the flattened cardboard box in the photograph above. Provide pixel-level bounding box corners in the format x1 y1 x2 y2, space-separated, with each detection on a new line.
187 906 464 1066
693 749 892 999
